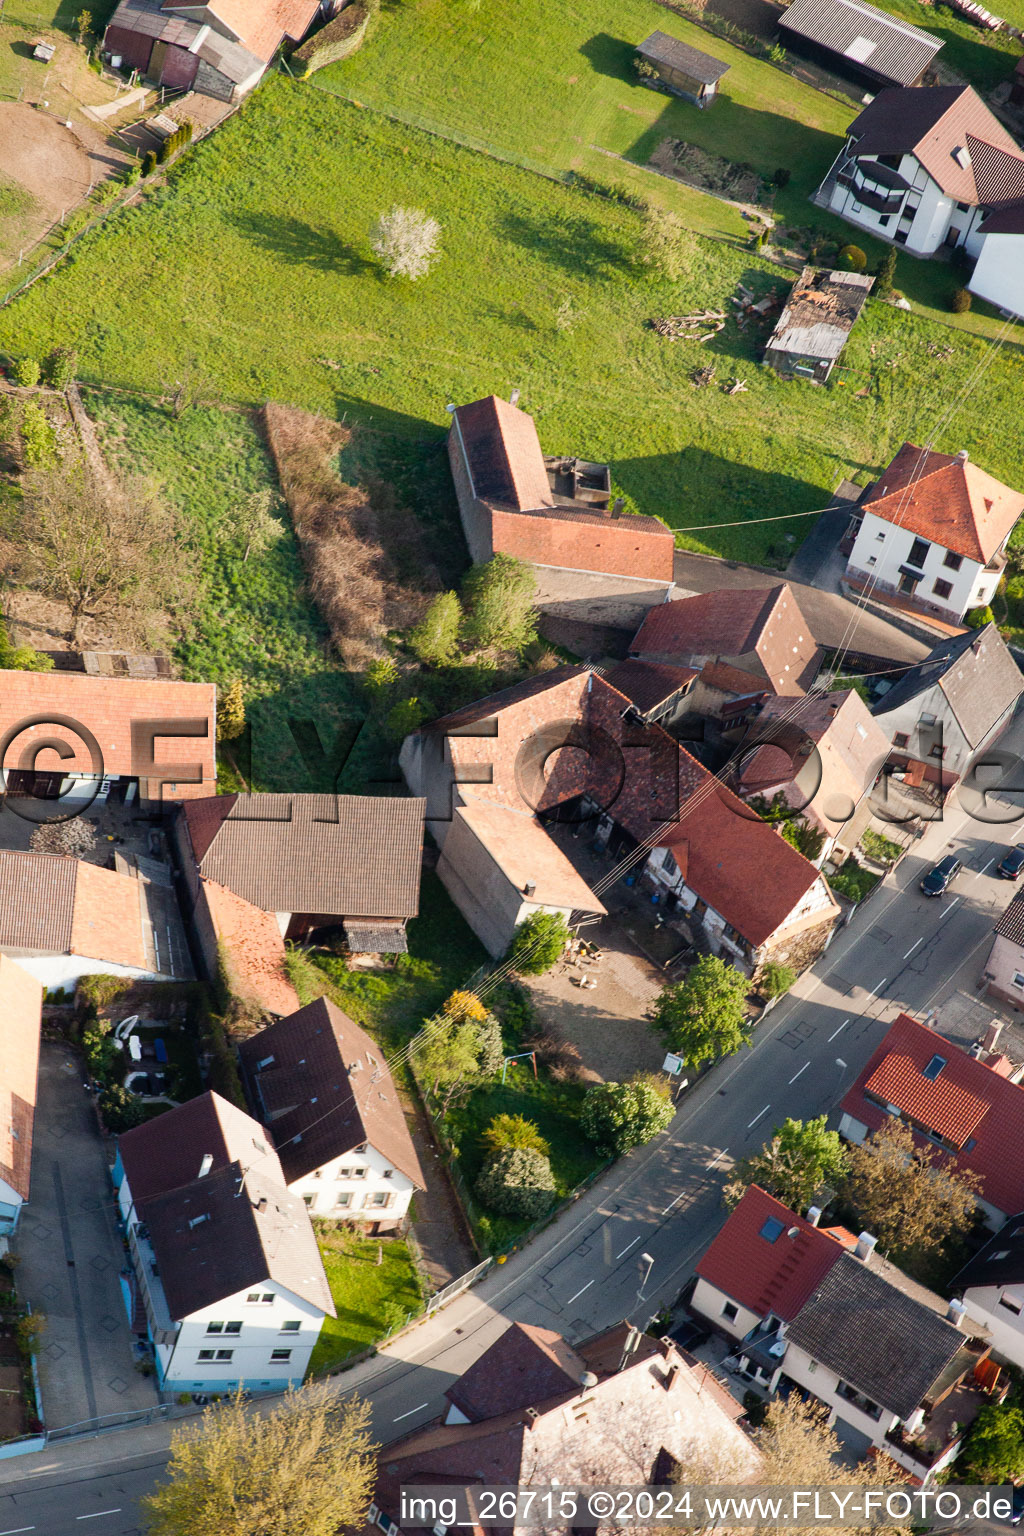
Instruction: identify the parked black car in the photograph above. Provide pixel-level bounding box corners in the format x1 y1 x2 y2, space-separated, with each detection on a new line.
920 854 963 897
998 847 1024 880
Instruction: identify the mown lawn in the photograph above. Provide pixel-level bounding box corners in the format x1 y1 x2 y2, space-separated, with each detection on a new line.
5 82 1024 566
307 1226 424 1375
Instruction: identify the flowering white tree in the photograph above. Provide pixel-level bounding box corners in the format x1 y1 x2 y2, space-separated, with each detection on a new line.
370 205 442 280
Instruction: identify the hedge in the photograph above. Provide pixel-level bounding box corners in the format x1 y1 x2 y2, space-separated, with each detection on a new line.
292 1 373 74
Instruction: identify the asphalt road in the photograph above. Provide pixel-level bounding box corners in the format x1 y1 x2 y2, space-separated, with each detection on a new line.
7 716 1024 1533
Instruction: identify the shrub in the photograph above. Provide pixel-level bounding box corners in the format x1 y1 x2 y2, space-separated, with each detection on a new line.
124 163 141 186
385 695 426 742
365 655 399 697
476 1012 505 1077
837 245 867 273
580 1074 674 1157
371 205 442 281
505 911 571 975
141 150 158 177
474 1146 556 1219
408 591 461 666
45 346 77 390
952 286 972 313
761 961 796 999
461 553 538 654
99 1082 146 1132
771 167 791 188
874 247 898 299
633 54 658 78
12 357 40 388
19 400 57 468
482 1113 550 1158
965 604 994 628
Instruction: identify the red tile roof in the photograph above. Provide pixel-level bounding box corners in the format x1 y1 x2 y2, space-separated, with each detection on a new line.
200 879 300 1018
0 670 216 797
841 1012 1024 1215
453 396 554 512
0 957 42 1203
848 86 1024 205
632 587 819 694
490 504 675 583
161 0 317 60
695 1186 844 1320
861 442 1024 563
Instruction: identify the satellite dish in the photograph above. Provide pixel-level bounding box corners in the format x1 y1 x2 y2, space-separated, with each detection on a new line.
787 1226 800 1239
769 1341 787 1358
579 1371 599 1389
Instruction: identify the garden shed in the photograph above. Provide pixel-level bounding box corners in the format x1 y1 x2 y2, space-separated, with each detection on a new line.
636 31 730 107
763 266 874 382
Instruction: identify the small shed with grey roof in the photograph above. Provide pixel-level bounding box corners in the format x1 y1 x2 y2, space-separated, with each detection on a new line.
777 0 942 88
764 266 874 383
636 30 730 107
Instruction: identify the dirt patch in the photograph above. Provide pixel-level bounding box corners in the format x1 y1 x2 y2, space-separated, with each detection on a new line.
263 402 437 671
0 102 93 232
649 137 766 205
524 937 666 1084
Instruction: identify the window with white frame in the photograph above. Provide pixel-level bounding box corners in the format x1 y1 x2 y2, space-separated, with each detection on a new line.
270 1349 292 1362
281 1321 301 1333
369 1191 393 1208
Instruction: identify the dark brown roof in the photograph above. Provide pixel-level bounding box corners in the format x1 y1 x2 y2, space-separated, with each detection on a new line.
0 957 42 1203
118 1089 283 1203
342 920 409 954
631 586 820 694
138 1160 335 1319
238 997 426 1188
847 86 1024 205
445 1322 587 1422
602 660 698 716
636 29 730 83
180 794 425 920
996 890 1024 945
981 199 1024 235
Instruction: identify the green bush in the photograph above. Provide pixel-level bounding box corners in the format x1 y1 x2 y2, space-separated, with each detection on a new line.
45 346 77 390
481 1113 550 1158
505 911 570 975
965 604 994 628
828 856 879 904
860 827 902 865
474 1146 556 1219
772 167 791 188
761 961 796 999
579 1074 673 1156
951 286 972 314
12 357 40 388
123 164 141 186
99 1082 146 1132
141 150 158 177
19 400 56 468
476 1012 505 1077
837 244 867 273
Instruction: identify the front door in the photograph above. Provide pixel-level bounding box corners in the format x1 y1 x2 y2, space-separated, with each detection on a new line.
898 571 919 596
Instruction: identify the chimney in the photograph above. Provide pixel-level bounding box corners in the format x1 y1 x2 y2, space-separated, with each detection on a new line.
254 1196 268 1213
611 498 624 519
663 1362 680 1391
946 1299 966 1329
855 1231 878 1263
198 1153 213 1178
523 881 536 897
956 449 969 462
524 1406 540 1429
982 1021 1004 1054
510 388 521 407
806 1205 822 1227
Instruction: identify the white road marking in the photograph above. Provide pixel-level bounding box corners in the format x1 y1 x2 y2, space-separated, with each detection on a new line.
661 1190 688 1217
76 1514 121 1522
828 1019 849 1041
616 1235 643 1257
0 1526 36 1533
392 1402 429 1422
864 978 888 999
747 1104 771 1129
789 1062 809 1084
903 937 924 959
566 1278 595 1304
706 1148 728 1168
940 896 963 921
976 858 994 878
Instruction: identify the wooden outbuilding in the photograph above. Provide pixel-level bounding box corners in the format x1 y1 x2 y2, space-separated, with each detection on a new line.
636 31 730 108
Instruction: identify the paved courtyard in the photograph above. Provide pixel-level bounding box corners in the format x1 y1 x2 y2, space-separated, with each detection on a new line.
16 1041 157 1430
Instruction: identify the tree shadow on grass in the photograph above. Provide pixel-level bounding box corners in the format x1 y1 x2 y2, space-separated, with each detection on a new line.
230 209 375 275
499 208 636 280
578 31 639 84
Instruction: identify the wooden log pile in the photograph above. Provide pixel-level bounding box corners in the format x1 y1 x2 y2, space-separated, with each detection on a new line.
650 310 726 342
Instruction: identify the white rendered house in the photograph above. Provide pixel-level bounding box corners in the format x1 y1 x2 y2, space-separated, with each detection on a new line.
0 956 43 1239
113 1091 333 1391
239 997 425 1231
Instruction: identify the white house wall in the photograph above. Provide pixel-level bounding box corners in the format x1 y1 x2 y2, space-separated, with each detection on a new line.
4 953 173 991
780 1338 901 1445
970 234 1024 318
825 151 983 258
961 1282 1024 1368
287 1144 415 1226
847 509 986 622
690 1276 762 1341
166 1281 326 1392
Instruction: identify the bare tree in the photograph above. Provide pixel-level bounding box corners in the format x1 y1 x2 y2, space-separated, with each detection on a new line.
371 205 442 280
220 489 284 564
7 464 199 645
29 817 97 857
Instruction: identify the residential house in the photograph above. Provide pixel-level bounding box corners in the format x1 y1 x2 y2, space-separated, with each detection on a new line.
777 0 941 89
733 689 891 862
370 1320 759 1533
0 669 216 808
984 890 1024 1010
0 956 43 1239
103 0 320 102
763 267 874 384
843 442 1024 625
238 996 425 1231
953 1215 1024 1369
630 585 821 715
692 1185 993 1480
113 1091 334 1391
635 31 730 107
400 666 839 974
601 659 698 727
0 848 192 988
870 623 1022 792
174 793 425 980
839 1010 1024 1227
448 395 676 628
813 86 1024 315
